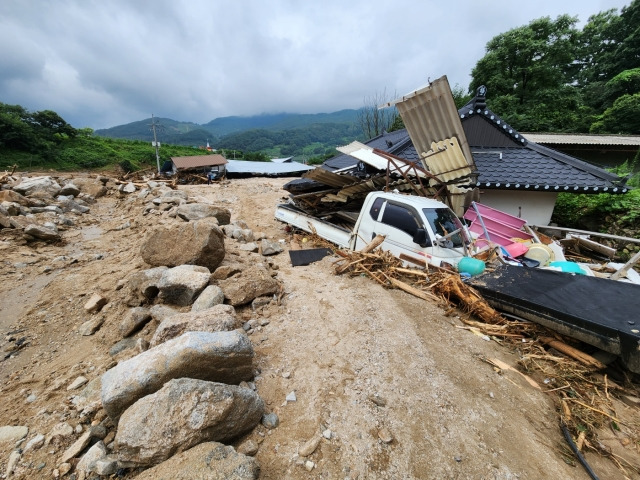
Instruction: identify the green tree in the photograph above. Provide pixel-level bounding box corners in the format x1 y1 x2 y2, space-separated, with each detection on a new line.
470 15 585 131
590 93 640 134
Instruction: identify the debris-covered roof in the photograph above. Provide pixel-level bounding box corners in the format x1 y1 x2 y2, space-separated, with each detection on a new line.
226 159 314 177
171 154 228 169
319 85 628 193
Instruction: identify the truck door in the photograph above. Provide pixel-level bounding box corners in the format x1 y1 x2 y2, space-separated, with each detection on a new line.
353 196 385 250
369 200 431 265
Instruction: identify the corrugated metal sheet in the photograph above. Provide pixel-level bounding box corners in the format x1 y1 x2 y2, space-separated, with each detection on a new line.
387 76 474 168
226 159 313 175
303 167 359 187
523 133 640 146
337 141 427 178
422 137 472 184
171 154 228 169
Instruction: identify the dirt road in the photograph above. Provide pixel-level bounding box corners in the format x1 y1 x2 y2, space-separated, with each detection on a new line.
0 176 631 479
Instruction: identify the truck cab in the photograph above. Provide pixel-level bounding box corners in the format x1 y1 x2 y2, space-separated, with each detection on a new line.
352 192 467 268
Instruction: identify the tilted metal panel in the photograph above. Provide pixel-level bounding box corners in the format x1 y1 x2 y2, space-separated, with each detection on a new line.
422 137 473 184
391 76 475 169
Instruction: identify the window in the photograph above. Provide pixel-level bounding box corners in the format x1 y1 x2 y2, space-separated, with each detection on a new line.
422 208 464 247
369 197 384 221
380 202 422 237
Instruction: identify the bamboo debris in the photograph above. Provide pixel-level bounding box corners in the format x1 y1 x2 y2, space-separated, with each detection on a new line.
431 275 505 325
0 164 17 184
540 337 607 370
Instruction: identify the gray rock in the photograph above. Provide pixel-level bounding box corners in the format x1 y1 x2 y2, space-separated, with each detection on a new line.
126 267 168 305
157 265 211 306
0 426 28 444
150 304 237 346
24 224 61 241
69 177 107 198
162 190 188 200
45 422 73 446
0 190 31 206
77 441 107 473
5 450 21 478
101 330 254 419
149 304 179 322
13 176 61 197
109 337 139 356
78 316 104 335
114 378 265 467
176 203 231 224
122 182 137 193
57 197 90 214
141 218 226 270
133 441 259 479
219 265 281 306
84 293 108 313
237 439 259 457
119 307 152 337
259 239 284 256
24 434 45 452
93 457 118 476
261 413 279 429
67 376 88 391
59 182 80 196
191 285 225 312
238 242 259 252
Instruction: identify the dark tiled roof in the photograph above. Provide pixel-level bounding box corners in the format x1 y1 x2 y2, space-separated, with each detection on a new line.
319 91 628 193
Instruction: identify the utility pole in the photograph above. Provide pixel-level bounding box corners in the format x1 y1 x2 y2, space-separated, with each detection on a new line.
149 114 161 174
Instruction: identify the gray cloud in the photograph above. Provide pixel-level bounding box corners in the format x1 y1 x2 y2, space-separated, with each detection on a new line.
0 0 630 129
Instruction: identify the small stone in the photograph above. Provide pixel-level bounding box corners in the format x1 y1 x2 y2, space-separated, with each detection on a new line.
286 391 297 402
368 394 387 407
237 439 259 456
454 455 462 462
378 427 393 443
298 436 321 457
24 433 45 452
5 450 21 477
26 393 37 403
93 457 118 475
84 293 107 313
0 425 28 444
67 376 89 391
305 460 315 471
262 413 279 429
59 462 72 476
322 428 332 440
282 372 291 379
78 317 104 335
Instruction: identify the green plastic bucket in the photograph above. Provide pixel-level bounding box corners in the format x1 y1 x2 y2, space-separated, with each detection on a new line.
458 257 486 276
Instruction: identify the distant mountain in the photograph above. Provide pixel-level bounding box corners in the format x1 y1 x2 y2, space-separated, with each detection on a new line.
95 110 360 143
94 110 365 158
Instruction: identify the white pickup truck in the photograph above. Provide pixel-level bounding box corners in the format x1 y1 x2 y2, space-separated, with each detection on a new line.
275 191 469 268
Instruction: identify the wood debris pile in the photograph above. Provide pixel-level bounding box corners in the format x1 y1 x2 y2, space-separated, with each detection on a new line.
327 243 640 476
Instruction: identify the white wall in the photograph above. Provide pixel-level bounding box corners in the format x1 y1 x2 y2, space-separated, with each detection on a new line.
476 190 558 226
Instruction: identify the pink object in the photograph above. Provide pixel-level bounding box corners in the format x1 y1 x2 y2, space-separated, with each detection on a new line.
503 242 529 258
464 202 533 247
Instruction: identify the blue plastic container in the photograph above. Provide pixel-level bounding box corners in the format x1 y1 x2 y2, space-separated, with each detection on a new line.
549 261 586 275
457 257 486 276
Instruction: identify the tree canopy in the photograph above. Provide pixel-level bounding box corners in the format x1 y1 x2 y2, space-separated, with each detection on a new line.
470 0 640 134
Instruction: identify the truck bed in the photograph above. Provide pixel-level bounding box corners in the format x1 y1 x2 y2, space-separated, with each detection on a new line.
275 204 353 248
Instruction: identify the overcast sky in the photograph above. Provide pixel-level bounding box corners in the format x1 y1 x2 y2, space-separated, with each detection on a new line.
0 0 631 129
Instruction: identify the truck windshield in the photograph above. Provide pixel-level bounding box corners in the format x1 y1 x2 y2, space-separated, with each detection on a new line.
422 208 464 247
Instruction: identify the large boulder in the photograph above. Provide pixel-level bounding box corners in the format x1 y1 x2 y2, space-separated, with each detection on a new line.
71 177 107 198
218 265 280 306
101 330 254 419
126 267 168 305
59 182 81 197
114 379 265 467
150 304 237 347
176 203 231 224
191 285 225 312
0 190 31 206
13 176 61 197
141 218 225 270
157 265 210 306
24 224 61 241
134 442 259 480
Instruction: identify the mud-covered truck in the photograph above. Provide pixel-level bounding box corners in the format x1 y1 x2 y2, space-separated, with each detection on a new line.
275 191 469 268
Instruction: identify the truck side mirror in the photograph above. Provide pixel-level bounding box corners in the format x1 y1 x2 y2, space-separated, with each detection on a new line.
413 228 431 248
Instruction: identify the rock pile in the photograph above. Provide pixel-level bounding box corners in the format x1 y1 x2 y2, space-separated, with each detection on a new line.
0 174 285 479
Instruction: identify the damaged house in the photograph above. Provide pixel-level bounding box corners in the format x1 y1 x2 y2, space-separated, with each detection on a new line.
288 77 629 226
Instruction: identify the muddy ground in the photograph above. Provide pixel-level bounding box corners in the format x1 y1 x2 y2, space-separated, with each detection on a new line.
0 175 637 479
